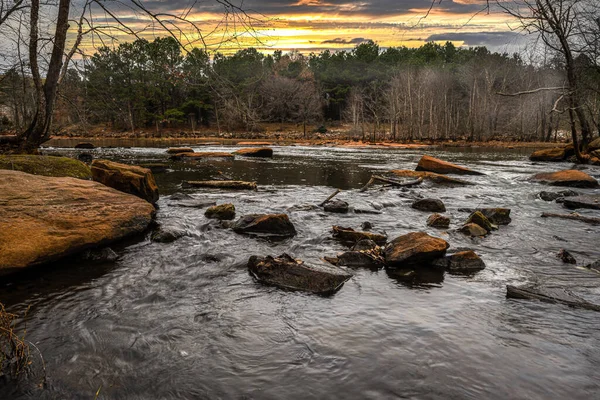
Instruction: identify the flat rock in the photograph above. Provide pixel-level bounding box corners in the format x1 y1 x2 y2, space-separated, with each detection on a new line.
384 232 449 268
538 190 578 202
0 155 91 179
390 169 474 185
416 155 483 175
233 214 297 237
91 159 159 204
205 203 236 220
0 170 155 275
529 147 568 162
234 147 273 157
506 285 600 311
530 169 599 188
563 195 600 210
323 199 349 213
411 198 446 212
248 253 352 294
427 213 450 228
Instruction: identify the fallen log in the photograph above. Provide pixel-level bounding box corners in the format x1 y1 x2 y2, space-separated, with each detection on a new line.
359 175 423 192
182 180 257 190
506 285 600 312
319 189 341 206
541 212 600 225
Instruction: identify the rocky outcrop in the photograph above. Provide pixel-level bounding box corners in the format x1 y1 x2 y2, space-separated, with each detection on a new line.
91 159 159 204
247 254 352 294
390 169 474 185
416 155 483 175
205 203 236 220
529 147 569 162
323 199 349 213
233 214 297 237
427 213 450 228
459 223 488 237
411 198 446 212
166 147 194 154
563 195 600 210
384 232 449 268
0 155 91 179
0 170 155 275
234 147 274 157
332 226 387 246
530 169 599 188
466 211 495 232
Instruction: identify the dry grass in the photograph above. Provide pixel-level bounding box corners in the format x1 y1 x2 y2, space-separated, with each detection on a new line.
0 303 32 379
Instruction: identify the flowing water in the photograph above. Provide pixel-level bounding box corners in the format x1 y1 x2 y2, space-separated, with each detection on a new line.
1 144 600 399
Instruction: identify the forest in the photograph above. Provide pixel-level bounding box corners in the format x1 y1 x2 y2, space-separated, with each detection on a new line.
2 39 598 143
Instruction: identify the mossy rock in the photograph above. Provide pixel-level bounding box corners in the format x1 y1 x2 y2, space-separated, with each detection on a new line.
0 155 91 179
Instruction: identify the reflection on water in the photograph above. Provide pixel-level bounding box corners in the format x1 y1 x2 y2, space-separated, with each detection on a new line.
1 144 600 399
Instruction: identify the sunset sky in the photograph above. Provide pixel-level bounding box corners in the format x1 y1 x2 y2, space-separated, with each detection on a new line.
82 0 526 54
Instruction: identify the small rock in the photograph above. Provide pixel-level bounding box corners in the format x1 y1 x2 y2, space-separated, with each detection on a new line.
427 213 450 228
466 211 495 232
205 203 236 220
351 239 378 251
80 247 119 262
234 147 273 157
384 232 449 268
529 147 567 162
584 260 600 273
248 253 352 294
411 198 446 212
74 142 95 149
323 199 349 213
361 221 373 231
478 208 512 225
332 226 387 246
166 147 194 154
539 190 578 202
233 214 297 237
557 249 577 264
152 226 185 243
446 251 486 272
459 223 488 237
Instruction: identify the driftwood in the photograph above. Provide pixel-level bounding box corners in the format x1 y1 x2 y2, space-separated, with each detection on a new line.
507 285 600 312
541 212 600 225
360 175 423 192
182 180 257 190
319 189 341 206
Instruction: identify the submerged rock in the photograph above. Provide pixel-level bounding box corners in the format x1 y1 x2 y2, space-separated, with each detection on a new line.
466 211 495 232
151 226 185 243
384 232 449 268
459 223 488 237
233 214 297 237
390 169 474 185
563 195 600 210
529 147 568 162
427 213 450 228
530 169 599 188
247 254 352 294
79 247 119 263
91 159 159 204
0 170 155 275
557 249 576 264
446 251 486 272
411 198 446 212
538 190 578 202
205 203 236 220
323 199 349 213
234 147 273 157
416 155 483 175
584 260 600 273
332 226 387 246
0 155 92 179
506 285 600 311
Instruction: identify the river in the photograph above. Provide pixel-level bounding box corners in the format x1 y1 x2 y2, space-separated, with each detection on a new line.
1 144 599 399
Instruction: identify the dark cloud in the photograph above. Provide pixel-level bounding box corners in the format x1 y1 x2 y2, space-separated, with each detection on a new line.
425 31 526 47
321 37 370 44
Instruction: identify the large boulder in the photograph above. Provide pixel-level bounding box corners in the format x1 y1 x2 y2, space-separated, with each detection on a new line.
384 232 449 268
234 147 274 157
529 148 568 162
0 155 91 179
416 155 483 175
205 203 236 220
411 198 446 212
390 169 474 185
563 195 600 210
530 170 598 188
232 214 297 237
0 170 155 275
91 159 159 204
247 254 352 294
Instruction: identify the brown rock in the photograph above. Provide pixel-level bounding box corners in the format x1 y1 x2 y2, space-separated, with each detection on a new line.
529 148 567 162
588 137 600 151
205 203 236 220
416 155 483 175
459 223 488 237
332 226 387 246
91 159 159 204
390 169 474 185
427 213 450 228
384 232 449 268
557 249 576 264
411 198 446 212
0 170 155 275
530 169 599 188
234 147 274 157
248 253 352 294
166 147 194 154
74 142 95 149
233 214 297 237
446 251 486 272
